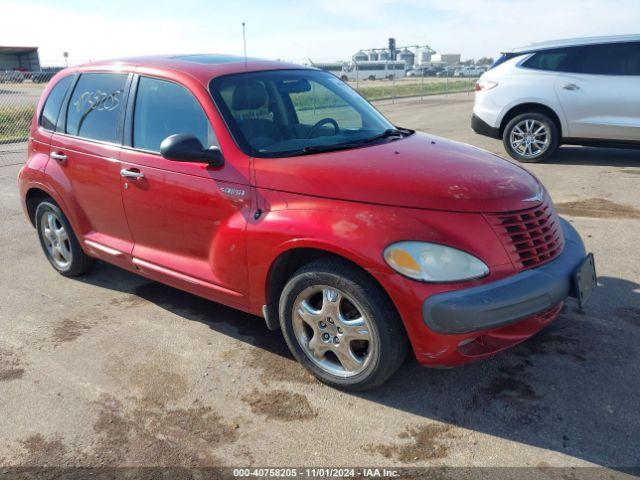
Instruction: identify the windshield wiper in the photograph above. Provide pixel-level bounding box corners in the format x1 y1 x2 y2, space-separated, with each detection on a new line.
363 127 414 144
274 128 415 157
298 143 362 155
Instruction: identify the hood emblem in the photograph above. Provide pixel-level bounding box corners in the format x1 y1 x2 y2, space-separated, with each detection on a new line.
523 190 544 202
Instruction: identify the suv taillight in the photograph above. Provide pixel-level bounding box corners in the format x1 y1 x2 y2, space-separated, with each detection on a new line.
475 80 498 91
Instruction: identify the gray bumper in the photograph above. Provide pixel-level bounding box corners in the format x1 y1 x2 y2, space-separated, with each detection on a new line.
423 218 586 335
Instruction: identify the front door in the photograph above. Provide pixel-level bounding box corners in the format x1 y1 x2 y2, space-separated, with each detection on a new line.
47 72 134 269
554 42 640 141
119 75 252 309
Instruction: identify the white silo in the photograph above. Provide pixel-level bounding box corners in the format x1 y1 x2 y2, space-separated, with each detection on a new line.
418 47 432 65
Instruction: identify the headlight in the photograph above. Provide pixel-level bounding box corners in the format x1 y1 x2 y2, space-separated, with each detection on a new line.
383 242 489 282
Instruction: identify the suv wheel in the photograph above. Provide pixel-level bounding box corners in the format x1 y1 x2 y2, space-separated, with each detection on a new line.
503 112 559 163
279 259 408 391
35 200 95 277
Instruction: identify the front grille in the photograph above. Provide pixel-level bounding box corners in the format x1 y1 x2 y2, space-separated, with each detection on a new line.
486 198 564 270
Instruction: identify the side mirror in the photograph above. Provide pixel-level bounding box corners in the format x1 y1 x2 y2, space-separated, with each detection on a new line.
160 134 224 167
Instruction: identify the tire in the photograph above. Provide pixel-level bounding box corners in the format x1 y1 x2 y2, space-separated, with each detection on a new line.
503 112 559 163
279 259 409 391
35 200 95 277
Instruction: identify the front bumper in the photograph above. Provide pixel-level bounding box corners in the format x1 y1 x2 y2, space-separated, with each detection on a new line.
423 218 588 335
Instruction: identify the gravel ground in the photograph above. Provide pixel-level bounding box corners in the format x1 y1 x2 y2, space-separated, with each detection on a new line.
1 93 639 474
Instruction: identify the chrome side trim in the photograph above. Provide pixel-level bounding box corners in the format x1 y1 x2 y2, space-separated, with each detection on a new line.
84 240 124 256
132 257 243 298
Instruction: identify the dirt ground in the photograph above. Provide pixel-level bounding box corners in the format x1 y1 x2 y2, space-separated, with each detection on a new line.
1 93 639 474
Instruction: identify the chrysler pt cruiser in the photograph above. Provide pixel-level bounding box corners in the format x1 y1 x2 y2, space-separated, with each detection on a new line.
19 55 596 390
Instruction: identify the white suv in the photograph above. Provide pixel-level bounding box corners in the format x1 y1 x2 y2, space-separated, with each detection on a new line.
472 35 640 162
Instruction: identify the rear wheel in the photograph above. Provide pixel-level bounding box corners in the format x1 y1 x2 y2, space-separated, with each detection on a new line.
279 259 408 391
35 200 95 277
503 112 559 163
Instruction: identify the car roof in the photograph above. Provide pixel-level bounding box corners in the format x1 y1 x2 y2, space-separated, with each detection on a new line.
69 54 311 85
504 34 640 54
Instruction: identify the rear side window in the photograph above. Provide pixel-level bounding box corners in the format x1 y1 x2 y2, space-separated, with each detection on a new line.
522 48 574 72
489 53 518 70
66 73 128 143
40 75 73 131
132 76 216 152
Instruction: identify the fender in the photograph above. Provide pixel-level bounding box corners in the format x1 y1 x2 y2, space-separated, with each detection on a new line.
497 97 567 137
244 194 514 317
19 177 76 234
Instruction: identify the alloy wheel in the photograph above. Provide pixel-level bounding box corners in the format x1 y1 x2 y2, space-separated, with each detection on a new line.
292 285 377 378
40 211 72 270
509 119 550 158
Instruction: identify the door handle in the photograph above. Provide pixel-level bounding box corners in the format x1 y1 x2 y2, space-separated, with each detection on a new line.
120 168 145 179
562 83 580 91
50 151 67 163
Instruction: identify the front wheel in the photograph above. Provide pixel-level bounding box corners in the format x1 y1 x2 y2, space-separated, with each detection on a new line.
503 112 559 163
279 259 408 391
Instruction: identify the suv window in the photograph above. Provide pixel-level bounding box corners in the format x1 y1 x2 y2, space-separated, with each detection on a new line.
522 48 574 72
66 73 128 143
522 43 640 75
133 76 216 152
40 75 73 131
579 42 640 75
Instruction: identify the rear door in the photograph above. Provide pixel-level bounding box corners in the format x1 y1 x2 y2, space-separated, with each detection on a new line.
46 72 134 268
554 42 640 141
119 74 252 309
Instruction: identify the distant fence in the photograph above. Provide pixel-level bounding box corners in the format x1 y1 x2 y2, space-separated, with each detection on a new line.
352 76 477 102
0 73 45 166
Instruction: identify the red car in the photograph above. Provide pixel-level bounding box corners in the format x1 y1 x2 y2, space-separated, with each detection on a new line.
18 55 596 390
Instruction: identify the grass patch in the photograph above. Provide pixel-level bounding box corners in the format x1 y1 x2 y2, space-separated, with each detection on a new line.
0 105 34 143
355 80 475 101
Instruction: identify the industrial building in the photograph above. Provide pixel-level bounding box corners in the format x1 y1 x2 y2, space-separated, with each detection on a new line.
0 46 40 71
352 44 436 69
430 53 461 65
313 40 463 80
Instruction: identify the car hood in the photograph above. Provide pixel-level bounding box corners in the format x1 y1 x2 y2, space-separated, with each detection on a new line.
254 132 543 213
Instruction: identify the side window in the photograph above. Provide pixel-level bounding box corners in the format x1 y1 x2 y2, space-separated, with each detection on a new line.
522 49 572 72
288 80 362 129
133 76 216 152
66 73 128 143
579 42 640 75
40 75 73 131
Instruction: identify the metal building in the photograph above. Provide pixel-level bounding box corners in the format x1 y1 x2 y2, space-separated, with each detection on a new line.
0 46 41 71
431 53 461 65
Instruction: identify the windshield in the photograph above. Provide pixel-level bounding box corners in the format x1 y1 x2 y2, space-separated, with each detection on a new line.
209 69 403 157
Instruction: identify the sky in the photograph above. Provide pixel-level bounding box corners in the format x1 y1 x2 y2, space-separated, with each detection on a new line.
2 0 639 66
